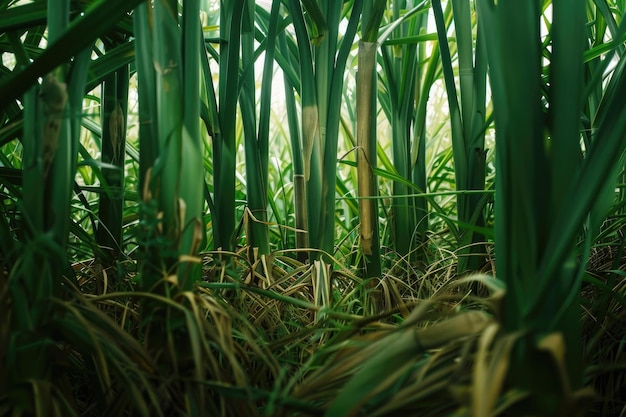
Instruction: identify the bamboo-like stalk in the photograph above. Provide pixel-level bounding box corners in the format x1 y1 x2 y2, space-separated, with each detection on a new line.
132 2 165 290
239 0 259 255
432 0 489 274
177 0 204 288
409 9 431 261
287 0 364 261
379 0 430 262
199 25 220 238
287 0 322 259
476 0 626 411
7 0 79 393
133 3 158 201
318 0 363 258
239 0 281 256
133 0 204 290
96 62 129 269
356 0 386 279
356 41 378 258
21 86 44 237
213 0 244 252
278 31 308 259
134 3 157 202
152 0 184 244
133 4 209 412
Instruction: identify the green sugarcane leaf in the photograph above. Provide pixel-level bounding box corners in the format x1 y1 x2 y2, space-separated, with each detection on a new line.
0 0 147 111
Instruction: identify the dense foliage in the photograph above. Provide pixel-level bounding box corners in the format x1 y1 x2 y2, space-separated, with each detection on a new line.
0 0 625 416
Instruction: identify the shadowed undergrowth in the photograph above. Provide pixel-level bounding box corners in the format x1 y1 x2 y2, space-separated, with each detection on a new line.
1 243 621 417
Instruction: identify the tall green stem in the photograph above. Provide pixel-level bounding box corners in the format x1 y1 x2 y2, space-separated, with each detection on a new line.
214 0 244 252
477 1 626 412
